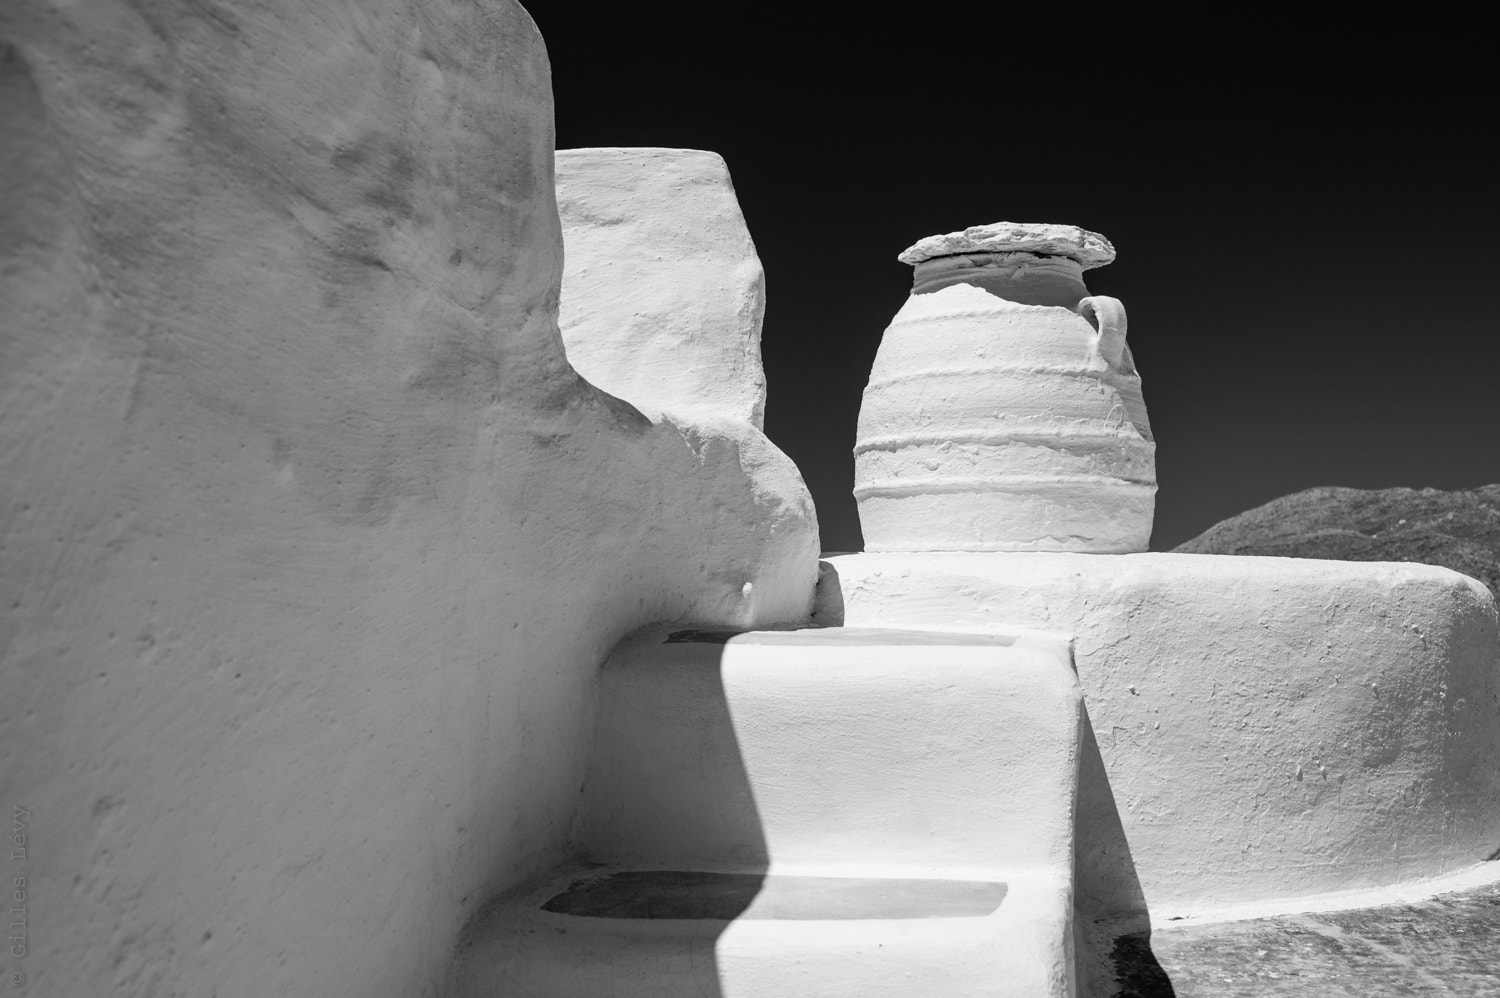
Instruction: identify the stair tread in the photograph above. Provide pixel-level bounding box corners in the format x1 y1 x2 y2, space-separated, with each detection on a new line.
540 868 1010 921
452 862 1073 998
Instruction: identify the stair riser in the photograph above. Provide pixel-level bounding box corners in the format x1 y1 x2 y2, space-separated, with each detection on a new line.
577 636 1082 873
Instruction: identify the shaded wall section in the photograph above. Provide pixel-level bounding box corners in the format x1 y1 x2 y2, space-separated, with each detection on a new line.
0 2 817 995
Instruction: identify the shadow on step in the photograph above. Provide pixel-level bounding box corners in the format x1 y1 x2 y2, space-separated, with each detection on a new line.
448 626 769 997
544 868 1007 920
1076 708 1178 998
578 626 773 873
450 623 1070 997
1108 932 1178 998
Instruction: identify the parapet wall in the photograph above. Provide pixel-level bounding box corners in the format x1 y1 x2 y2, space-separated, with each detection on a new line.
828 552 1500 917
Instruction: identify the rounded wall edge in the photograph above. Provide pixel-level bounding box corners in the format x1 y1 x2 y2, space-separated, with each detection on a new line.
823 551 1500 916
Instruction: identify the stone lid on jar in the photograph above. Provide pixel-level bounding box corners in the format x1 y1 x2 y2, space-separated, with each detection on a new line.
897 222 1116 269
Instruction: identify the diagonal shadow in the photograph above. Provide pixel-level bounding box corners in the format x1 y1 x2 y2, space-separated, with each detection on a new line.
451 622 1032 995
1108 930 1178 998
1075 706 1178 998
446 626 765 996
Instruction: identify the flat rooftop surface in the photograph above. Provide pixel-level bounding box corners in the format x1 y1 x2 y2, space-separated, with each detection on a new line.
1114 877 1500 996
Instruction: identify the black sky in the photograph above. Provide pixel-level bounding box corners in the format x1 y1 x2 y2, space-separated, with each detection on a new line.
534 9 1498 552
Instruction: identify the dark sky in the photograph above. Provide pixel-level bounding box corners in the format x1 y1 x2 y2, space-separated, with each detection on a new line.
534 9 1498 553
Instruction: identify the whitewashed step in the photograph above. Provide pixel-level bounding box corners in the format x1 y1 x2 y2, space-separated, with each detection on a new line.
452 626 1083 997
450 862 1074 998
576 626 1083 877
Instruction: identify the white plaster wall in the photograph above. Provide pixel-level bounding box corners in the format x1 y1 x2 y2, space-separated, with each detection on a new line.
827 553 1500 915
0 3 817 995
556 147 768 427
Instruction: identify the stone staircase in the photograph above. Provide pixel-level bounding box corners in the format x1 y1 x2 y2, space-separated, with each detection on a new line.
450 625 1083 997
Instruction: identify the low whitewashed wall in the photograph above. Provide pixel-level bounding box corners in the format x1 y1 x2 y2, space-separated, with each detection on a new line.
0 3 817 995
828 552 1500 916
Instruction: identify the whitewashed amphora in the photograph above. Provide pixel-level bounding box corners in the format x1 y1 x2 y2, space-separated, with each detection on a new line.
854 222 1155 552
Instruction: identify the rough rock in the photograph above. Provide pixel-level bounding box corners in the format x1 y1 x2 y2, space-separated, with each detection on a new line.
1175 486 1500 595
898 221 1116 267
0 3 817 995
556 147 768 427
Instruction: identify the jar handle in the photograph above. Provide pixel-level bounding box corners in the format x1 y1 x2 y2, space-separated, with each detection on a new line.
1078 296 1128 370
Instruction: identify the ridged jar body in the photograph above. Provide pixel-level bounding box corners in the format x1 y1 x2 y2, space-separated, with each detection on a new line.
854 254 1155 552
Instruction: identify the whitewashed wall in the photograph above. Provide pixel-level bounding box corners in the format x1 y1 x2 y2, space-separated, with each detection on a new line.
0 3 817 995
830 552 1500 917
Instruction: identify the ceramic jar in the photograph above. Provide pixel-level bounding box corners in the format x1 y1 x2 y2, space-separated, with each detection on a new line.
853 222 1155 552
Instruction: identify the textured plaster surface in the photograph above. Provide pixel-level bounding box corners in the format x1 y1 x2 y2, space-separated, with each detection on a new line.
0 4 817 995
899 221 1115 268
826 552 1500 918
556 147 768 427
